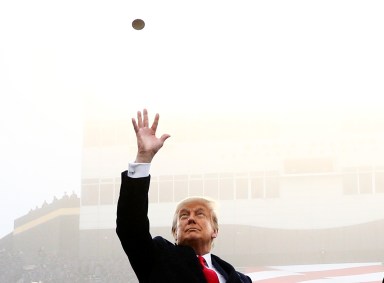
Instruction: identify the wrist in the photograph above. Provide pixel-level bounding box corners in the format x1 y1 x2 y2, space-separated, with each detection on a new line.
135 152 154 163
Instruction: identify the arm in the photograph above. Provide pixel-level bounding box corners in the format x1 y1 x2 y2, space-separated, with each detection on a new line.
116 109 170 281
116 173 152 281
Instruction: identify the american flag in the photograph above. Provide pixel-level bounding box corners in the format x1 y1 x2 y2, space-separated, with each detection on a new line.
246 262 384 283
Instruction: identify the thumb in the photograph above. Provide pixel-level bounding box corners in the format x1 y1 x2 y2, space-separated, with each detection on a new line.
160 134 171 143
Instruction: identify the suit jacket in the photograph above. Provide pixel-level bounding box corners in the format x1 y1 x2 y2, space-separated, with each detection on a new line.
116 171 252 283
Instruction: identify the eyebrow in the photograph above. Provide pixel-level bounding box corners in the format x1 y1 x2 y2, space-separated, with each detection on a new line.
195 208 206 213
179 207 207 214
179 209 190 214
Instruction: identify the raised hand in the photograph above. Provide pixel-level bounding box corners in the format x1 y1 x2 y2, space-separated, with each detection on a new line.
132 109 171 163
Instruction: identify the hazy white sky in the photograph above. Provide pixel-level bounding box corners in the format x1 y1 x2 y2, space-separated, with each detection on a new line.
1 0 383 238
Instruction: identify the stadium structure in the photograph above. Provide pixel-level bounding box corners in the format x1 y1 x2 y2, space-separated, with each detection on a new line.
1 114 384 282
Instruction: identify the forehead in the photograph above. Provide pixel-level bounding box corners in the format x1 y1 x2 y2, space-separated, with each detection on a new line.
177 201 209 213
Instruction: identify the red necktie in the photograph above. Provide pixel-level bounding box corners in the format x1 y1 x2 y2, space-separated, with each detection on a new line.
198 255 219 283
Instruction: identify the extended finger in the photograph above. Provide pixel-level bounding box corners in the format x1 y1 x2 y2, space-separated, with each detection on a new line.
137 111 143 128
151 113 160 132
143 108 149 127
132 118 139 133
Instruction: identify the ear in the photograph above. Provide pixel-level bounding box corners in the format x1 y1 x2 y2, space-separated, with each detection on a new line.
172 230 177 242
211 230 218 239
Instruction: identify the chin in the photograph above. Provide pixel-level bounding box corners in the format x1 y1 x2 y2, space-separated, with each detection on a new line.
179 236 201 245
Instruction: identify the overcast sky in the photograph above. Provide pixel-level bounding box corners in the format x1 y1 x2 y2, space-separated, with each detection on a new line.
1 0 383 238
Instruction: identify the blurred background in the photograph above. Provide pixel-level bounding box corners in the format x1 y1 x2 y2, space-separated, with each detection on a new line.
1 0 384 282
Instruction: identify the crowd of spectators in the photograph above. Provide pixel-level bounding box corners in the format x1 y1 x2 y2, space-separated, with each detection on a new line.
0 192 140 282
0 248 138 283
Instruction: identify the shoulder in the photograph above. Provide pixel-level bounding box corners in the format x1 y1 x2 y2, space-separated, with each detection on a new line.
152 236 195 254
153 236 174 247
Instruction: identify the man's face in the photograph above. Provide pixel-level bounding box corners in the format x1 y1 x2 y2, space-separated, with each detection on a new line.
174 201 218 247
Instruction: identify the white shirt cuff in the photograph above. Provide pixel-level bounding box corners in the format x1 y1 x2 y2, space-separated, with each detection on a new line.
127 163 151 178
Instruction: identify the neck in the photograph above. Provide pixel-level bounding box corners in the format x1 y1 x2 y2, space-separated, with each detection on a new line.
178 240 212 256
190 242 211 256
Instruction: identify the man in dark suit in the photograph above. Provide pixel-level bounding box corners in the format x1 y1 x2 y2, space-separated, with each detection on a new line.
116 109 252 283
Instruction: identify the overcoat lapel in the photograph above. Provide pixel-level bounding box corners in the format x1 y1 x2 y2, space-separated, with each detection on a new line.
212 255 245 283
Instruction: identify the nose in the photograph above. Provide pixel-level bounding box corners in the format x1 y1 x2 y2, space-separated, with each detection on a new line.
187 215 196 224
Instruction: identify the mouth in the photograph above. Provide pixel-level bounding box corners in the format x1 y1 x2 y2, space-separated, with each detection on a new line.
186 227 200 232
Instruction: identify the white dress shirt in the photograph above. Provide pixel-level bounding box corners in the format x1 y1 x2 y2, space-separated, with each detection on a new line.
200 253 226 283
127 162 151 178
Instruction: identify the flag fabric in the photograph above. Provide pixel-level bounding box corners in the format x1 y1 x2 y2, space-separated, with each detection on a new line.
246 262 384 283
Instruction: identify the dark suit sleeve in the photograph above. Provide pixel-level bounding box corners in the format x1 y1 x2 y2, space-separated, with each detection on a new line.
116 171 155 282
